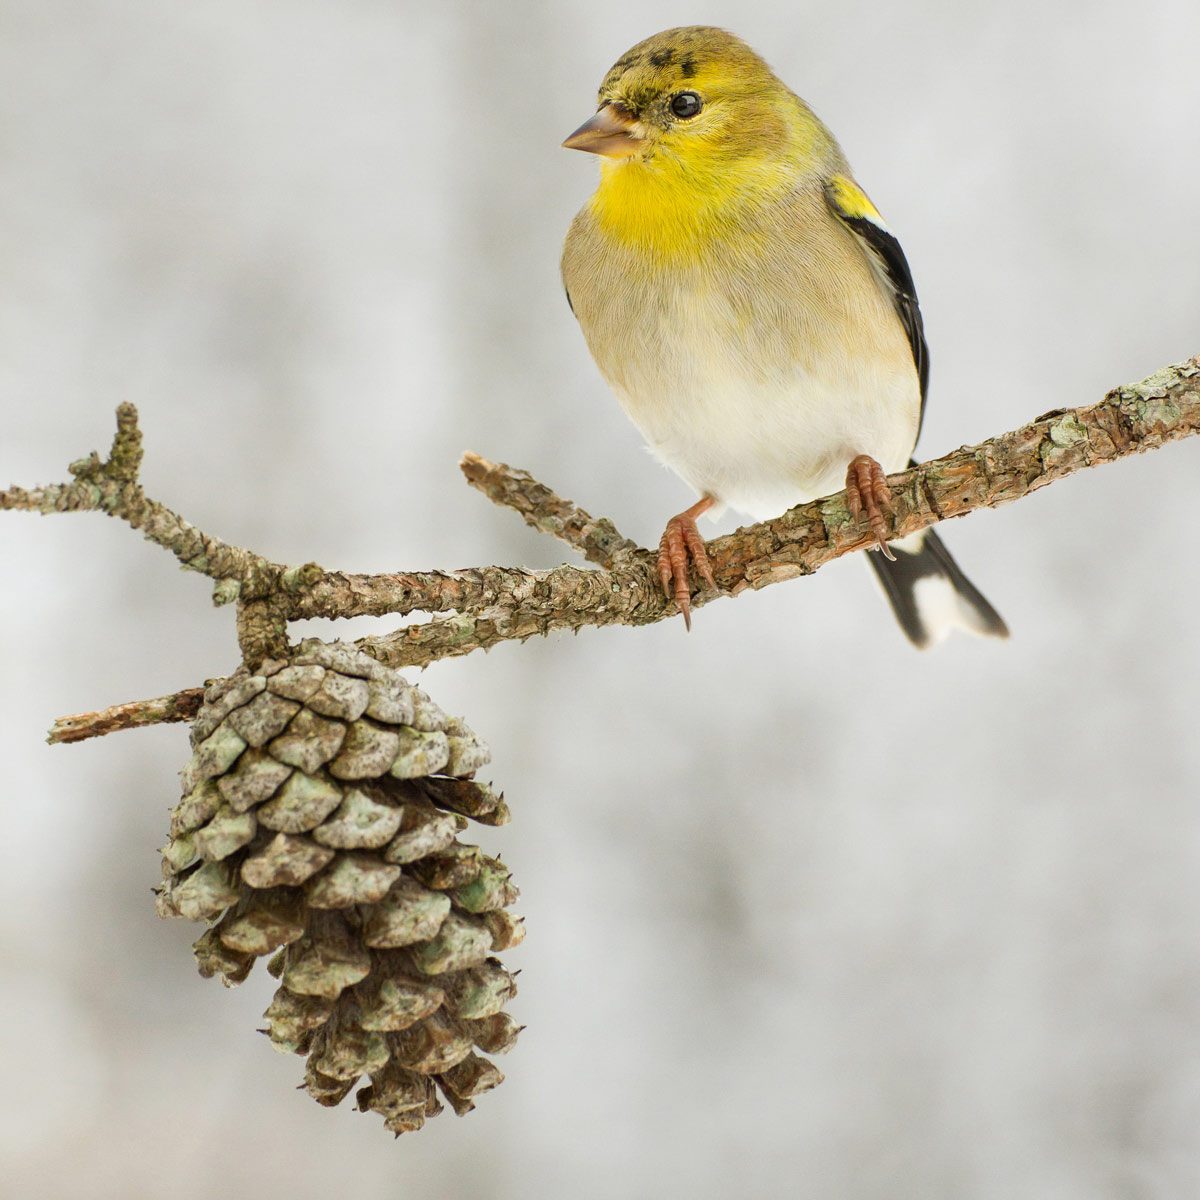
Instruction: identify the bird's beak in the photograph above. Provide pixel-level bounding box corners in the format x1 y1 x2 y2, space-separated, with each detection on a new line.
562 105 641 158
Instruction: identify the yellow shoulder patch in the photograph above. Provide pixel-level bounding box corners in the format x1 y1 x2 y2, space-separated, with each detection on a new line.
827 174 887 226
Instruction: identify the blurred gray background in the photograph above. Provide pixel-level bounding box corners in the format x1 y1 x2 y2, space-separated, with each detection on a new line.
2 1 1199 1197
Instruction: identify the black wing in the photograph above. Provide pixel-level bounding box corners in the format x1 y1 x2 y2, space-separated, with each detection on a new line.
825 176 929 437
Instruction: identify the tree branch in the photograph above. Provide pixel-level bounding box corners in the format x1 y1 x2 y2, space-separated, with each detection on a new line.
3 402 286 596
6 356 1198 738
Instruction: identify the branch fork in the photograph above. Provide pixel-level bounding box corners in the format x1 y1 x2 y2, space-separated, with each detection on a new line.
4 357 1198 744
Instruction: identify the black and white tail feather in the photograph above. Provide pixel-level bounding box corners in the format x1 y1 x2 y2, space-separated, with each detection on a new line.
867 526 1008 648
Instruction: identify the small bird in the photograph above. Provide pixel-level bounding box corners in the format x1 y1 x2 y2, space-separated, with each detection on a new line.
561 26 1007 646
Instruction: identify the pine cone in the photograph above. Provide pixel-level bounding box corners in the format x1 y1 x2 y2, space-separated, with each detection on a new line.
155 639 522 1136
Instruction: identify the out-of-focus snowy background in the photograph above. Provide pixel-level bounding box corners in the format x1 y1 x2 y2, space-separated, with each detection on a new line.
2 2 1199 1197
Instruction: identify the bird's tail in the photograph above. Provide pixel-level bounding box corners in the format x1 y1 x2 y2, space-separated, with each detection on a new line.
866 527 1008 648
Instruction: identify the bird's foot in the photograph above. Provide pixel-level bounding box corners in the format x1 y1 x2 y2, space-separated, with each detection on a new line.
845 455 896 560
657 497 717 631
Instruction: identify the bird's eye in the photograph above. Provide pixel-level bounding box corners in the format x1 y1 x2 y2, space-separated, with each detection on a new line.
669 91 703 119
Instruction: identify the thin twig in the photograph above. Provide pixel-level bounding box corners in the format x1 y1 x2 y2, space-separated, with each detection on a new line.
47 688 205 745
459 450 640 568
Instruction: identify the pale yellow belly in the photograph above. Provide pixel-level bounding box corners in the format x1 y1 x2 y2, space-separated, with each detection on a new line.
614 342 919 521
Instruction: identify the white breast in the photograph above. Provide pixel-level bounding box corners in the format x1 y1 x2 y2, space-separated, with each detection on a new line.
613 288 919 520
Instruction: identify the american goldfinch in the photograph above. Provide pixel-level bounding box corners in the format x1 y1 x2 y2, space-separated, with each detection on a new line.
561 26 1007 646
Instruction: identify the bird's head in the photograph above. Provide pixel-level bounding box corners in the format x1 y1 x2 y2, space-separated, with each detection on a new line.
563 27 805 171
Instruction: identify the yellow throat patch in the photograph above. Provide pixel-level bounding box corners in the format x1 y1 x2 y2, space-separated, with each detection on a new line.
590 153 799 261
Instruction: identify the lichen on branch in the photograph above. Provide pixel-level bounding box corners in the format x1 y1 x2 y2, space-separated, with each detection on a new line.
5 355 1199 741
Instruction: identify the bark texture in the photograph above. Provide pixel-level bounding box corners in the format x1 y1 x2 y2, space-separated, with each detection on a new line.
5 355 1198 741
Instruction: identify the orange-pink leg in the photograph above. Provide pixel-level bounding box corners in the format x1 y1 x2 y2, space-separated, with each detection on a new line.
657 496 717 631
845 455 896 560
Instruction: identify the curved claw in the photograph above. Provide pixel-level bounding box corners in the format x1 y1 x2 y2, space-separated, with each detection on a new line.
656 498 717 630
845 455 896 560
